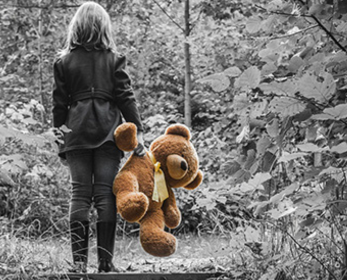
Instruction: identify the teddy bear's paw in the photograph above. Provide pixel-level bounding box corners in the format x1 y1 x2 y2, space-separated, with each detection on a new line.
140 231 177 257
164 207 181 229
117 192 149 222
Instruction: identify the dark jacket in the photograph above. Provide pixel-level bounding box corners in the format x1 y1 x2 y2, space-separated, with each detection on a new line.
52 46 143 158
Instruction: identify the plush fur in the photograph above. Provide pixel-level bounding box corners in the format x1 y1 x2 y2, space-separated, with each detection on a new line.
113 122 203 257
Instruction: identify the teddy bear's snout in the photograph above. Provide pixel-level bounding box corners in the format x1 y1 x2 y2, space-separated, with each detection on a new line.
166 154 188 180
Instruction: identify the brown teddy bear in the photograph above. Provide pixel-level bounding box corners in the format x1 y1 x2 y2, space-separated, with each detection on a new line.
113 122 203 257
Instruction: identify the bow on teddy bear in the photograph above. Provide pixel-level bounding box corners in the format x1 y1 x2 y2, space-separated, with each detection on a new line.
113 122 203 257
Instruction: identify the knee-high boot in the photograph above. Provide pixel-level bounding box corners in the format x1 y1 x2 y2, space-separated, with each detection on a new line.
97 222 117 272
70 220 89 273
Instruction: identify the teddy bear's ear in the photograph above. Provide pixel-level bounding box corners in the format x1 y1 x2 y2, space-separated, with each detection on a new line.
184 170 203 190
165 124 191 140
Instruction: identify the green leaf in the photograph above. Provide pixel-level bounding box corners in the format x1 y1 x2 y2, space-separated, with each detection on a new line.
308 4 324 15
319 167 345 183
0 125 48 147
249 100 267 119
261 62 277 75
310 113 332 120
293 109 312 122
260 80 297 96
240 172 272 192
277 206 298 219
266 118 279 138
323 104 347 120
288 56 304 72
250 172 272 186
234 66 261 89
311 104 347 120
195 197 216 211
330 142 347 154
246 16 263 33
0 125 16 139
261 15 277 33
233 93 249 114
0 168 15 186
268 97 306 117
244 149 256 170
270 182 298 203
256 136 272 155
223 66 241 77
278 152 307 163
221 161 241 175
336 22 347 33
299 72 336 103
296 143 325 152
197 73 230 92
244 226 261 242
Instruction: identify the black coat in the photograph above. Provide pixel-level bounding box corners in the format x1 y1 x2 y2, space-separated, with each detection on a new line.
52 46 143 158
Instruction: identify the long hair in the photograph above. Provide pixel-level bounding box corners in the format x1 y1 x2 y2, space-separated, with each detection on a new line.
58 1 116 57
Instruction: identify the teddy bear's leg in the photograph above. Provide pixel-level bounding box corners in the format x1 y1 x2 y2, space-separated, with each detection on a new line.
162 188 181 229
114 171 149 223
139 209 177 257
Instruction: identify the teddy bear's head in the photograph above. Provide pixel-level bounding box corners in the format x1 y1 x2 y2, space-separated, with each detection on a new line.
150 124 203 190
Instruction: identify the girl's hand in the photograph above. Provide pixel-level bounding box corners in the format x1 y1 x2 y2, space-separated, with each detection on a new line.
60 158 69 166
134 142 146 157
134 131 146 157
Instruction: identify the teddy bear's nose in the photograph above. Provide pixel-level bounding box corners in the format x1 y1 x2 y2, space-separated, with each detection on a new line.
166 155 188 180
181 161 187 171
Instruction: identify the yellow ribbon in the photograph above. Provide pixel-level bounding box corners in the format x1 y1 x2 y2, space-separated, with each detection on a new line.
149 152 169 203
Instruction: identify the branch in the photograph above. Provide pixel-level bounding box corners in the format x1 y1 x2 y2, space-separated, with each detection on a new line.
8 3 80 9
151 0 185 33
189 3 203 33
255 4 312 18
309 14 347 53
286 231 338 280
255 3 347 53
251 217 339 280
270 24 319 40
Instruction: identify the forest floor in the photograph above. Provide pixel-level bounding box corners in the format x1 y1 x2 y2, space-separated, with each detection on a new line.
1 234 246 279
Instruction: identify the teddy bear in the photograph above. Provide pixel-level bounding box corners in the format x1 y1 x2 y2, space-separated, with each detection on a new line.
113 122 203 257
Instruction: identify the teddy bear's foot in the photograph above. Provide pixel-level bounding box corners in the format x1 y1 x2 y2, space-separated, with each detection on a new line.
117 192 149 222
140 231 177 257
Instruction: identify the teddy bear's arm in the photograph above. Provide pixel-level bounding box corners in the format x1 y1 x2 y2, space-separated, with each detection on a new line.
162 187 181 229
184 170 203 190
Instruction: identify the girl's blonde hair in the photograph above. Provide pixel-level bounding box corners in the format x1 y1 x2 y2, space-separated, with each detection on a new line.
59 1 116 57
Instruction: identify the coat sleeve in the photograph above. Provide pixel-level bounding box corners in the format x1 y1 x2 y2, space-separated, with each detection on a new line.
114 55 144 132
52 59 69 128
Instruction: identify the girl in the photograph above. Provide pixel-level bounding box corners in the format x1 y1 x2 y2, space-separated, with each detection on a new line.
52 2 145 273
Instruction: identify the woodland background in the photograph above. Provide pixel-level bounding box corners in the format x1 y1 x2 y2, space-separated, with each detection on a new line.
1 0 347 279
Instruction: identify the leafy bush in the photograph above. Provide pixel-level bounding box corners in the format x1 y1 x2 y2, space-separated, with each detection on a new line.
2 0 347 278
193 1 347 278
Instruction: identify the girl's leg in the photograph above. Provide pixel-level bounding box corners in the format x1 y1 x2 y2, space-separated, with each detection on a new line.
93 142 122 272
66 149 93 272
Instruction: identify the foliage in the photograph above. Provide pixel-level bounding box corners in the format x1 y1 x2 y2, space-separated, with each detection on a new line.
2 0 347 279
195 0 347 279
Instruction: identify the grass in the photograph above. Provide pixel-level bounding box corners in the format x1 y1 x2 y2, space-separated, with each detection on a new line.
0 233 241 279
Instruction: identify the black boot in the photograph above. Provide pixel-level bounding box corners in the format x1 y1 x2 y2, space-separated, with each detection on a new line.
97 222 117 272
69 220 89 273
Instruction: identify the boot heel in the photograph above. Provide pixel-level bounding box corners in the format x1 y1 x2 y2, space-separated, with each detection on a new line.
70 220 89 273
97 222 116 273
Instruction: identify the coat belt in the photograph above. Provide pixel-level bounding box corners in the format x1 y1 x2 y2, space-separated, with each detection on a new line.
70 88 114 103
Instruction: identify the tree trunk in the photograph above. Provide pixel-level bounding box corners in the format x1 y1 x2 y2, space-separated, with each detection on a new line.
38 1 46 125
184 0 192 128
